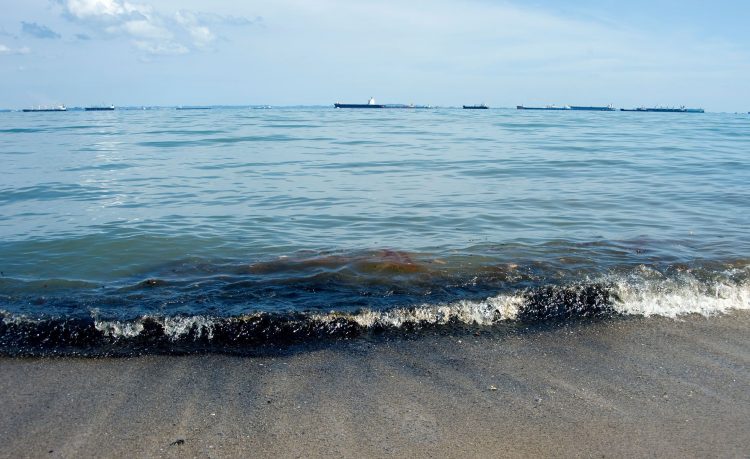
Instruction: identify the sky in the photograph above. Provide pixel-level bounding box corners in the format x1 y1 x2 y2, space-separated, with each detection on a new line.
1 0 749 111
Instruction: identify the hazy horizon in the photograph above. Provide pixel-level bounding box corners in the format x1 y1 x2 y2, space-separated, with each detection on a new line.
2 0 749 112
2 104 744 113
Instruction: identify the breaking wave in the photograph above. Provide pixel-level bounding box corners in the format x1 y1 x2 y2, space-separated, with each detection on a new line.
1 269 747 356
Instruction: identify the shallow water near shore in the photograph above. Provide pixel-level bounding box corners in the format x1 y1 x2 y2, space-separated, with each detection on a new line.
1 108 748 355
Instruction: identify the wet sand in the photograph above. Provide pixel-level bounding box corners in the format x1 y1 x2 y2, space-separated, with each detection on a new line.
1 312 748 458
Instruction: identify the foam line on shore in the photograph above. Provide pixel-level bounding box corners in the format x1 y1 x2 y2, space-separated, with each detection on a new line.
1 272 748 355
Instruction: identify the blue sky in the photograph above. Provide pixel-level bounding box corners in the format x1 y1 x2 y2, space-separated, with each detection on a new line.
1 0 748 111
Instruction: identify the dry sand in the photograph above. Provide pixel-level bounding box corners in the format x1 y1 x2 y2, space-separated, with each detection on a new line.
1 312 748 458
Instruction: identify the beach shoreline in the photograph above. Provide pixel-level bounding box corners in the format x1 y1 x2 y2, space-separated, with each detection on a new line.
1 312 748 458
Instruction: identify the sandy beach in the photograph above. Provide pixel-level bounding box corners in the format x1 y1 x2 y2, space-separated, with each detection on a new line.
1 312 748 458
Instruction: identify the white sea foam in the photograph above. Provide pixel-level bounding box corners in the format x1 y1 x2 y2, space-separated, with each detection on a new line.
314 294 525 328
95 319 144 338
612 277 750 318
0 310 25 325
159 315 217 340
67 271 750 340
314 275 750 328
94 315 217 340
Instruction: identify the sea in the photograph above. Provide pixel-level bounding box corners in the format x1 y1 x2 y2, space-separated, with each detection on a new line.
1 107 748 355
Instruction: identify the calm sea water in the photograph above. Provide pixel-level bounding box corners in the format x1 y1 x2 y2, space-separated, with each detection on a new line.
1 107 748 354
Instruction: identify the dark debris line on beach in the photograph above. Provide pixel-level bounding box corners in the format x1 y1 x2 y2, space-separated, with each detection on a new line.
0 283 618 356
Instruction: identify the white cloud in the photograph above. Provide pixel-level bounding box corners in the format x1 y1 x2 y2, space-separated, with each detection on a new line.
57 0 254 55
132 40 187 55
188 25 214 47
63 0 142 19
116 19 172 40
174 10 215 48
0 44 31 55
60 0 177 55
64 0 121 18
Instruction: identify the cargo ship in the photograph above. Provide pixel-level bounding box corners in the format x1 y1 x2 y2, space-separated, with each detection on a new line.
22 105 67 112
335 97 385 108
517 105 571 111
334 97 432 109
385 104 432 109
463 104 488 109
620 106 704 113
570 105 616 111
85 105 115 111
